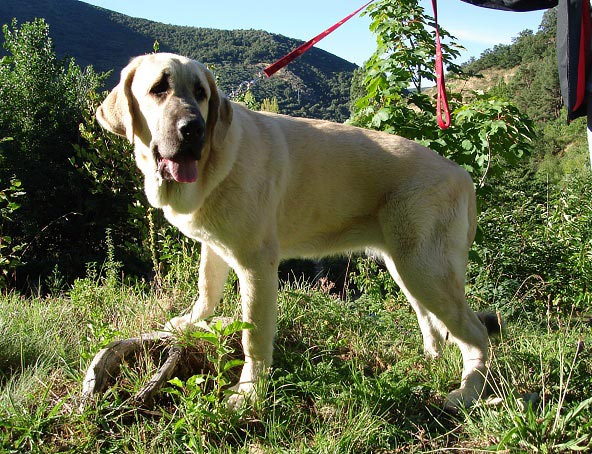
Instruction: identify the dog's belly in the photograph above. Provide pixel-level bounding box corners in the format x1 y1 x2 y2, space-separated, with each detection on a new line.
278 214 384 259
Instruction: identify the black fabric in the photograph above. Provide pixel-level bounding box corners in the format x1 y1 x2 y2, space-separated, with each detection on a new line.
460 0 557 11
462 0 591 121
557 0 589 121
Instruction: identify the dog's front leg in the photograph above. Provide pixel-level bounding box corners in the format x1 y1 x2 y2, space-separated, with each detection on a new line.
165 243 229 331
227 250 279 409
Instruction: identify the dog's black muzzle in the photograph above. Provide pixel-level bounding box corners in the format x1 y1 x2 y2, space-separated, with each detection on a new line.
154 97 206 162
177 116 206 161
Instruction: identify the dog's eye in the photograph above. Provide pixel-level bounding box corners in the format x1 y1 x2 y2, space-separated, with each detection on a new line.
150 75 170 98
194 84 206 102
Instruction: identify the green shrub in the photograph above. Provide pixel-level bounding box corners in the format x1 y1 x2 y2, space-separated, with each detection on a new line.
0 175 24 288
469 171 592 321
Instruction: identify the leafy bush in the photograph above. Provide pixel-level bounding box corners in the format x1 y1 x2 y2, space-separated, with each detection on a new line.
72 86 154 278
0 19 110 286
0 19 182 288
469 171 592 321
349 255 398 300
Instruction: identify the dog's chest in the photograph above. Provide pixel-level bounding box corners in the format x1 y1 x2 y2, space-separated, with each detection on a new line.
162 208 208 242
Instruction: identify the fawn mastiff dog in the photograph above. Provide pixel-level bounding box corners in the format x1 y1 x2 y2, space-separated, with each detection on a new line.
96 52 490 410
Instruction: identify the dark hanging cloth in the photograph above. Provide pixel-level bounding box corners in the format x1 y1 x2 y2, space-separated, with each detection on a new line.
557 0 591 120
461 0 592 121
460 0 557 11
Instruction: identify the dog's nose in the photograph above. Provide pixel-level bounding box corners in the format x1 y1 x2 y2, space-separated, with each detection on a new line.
177 117 205 160
178 117 203 143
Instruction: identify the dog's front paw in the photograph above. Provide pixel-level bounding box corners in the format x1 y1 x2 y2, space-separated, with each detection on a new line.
164 314 207 333
225 361 268 411
226 386 250 411
226 381 258 411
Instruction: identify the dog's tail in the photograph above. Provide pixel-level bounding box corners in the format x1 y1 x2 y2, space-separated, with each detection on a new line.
477 311 504 337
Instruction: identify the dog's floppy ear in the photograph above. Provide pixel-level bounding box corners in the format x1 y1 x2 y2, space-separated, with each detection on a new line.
96 57 142 143
204 68 233 154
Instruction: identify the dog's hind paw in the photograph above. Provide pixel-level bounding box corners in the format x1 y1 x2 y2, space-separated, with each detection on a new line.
443 387 481 413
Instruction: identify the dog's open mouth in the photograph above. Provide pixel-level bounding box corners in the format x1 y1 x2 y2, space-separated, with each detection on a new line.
156 154 198 183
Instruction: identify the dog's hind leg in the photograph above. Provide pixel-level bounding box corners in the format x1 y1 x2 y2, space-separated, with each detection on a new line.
165 243 229 331
383 256 447 358
380 182 488 410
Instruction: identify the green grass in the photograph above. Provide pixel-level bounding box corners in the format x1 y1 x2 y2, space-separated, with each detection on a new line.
0 269 591 453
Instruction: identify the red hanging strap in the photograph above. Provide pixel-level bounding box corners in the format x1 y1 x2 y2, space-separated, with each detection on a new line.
264 0 376 77
432 0 451 129
573 0 591 114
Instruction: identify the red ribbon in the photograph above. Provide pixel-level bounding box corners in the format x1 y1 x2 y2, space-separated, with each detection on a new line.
432 0 451 129
264 0 376 77
574 0 591 114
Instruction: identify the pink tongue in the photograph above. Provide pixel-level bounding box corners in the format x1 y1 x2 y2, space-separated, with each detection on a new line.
161 156 197 183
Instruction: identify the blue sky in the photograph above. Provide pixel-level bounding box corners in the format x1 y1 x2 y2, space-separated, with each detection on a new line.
81 0 547 66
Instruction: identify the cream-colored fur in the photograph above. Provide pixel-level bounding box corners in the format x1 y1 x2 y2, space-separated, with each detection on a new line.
97 53 489 410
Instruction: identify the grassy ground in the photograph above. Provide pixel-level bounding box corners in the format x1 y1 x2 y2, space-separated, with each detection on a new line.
0 262 591 453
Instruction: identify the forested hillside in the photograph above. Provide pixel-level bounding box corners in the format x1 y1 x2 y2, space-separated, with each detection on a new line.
0 0 356 121
461 8 560 123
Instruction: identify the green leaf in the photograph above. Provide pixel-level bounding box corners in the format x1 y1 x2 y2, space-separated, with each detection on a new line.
222 320 253 336
187 374 206 387
371 108 391 128
168 377 184 388
222 358 245 373
191 330 218 345
461 139 473 151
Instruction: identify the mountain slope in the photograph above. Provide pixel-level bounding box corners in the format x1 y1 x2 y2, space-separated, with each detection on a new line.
0 0 357 121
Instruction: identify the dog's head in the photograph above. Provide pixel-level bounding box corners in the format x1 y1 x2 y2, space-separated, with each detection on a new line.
97 53 233 208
